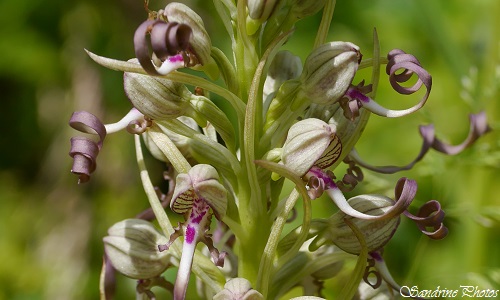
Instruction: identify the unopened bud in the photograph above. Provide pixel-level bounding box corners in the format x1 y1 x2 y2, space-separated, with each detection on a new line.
264 50 302 104
103 219 172 279
300 42 361 105
164 2 219 79
124 62 191 120
282 118 341 177
246 0 281 35
213 278 264 300
290 0 327 19
248 0 279 21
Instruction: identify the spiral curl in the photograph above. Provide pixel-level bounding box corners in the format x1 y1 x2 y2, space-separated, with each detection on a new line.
134 20 193 75
69 111 107 183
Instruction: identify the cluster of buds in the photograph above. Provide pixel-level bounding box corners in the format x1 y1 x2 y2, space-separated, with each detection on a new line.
68 0 491 299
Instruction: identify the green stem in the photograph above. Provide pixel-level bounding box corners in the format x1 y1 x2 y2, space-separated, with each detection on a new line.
148 124 191 174
211 46 239 94
135 134 177 237
313 0 337 49
370 28 381 98
359 57 388 70
256 189 300 297
253 159 314 297
234 0 258 100
276 193 311 269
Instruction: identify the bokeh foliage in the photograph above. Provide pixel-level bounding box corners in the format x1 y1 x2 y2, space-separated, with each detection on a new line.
0 0 499 299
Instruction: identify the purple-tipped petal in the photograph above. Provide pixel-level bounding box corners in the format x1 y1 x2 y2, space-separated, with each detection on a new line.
150 22 192 60
345 49 432 118
69 111 107 147
430 111 491 155
327 177 417 220
349 112 491 174
134 20 162 75
68 111 107 183
404 200 449 239
69 137 99 183
133 20 191 76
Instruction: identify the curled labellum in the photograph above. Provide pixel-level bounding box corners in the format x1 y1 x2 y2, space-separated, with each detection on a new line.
163 2 220 79
68 111 107 183
134 19 192 75
349 111 491 174
404 200 448 239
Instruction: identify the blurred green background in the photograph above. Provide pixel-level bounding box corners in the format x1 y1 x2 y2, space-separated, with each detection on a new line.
0 0 499 299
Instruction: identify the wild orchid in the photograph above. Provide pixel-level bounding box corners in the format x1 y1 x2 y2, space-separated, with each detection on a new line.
68 0 490 299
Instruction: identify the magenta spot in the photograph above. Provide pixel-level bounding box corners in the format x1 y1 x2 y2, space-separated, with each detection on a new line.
308 166 336 189
192 214 203 224
169 54 184 63
346 88 370 103
185 225 196 244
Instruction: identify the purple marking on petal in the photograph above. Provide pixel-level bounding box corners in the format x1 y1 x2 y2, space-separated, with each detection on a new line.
188 198 209 224
185 225 196 244
169 54 184 63
307 166 337 189
369 251 383 262
191 214 204 224
345 87 370 103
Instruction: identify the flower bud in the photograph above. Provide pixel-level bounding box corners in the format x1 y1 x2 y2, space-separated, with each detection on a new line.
264 50 302 105
103 219 172 279
248 0 279 22
290 0 327 19
300 42 361 105
213 278 264 300
325 196 400 254
246 0 281 35
282 118 341 177
164 2 219 79
124 61 191 120
171 164 227 219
